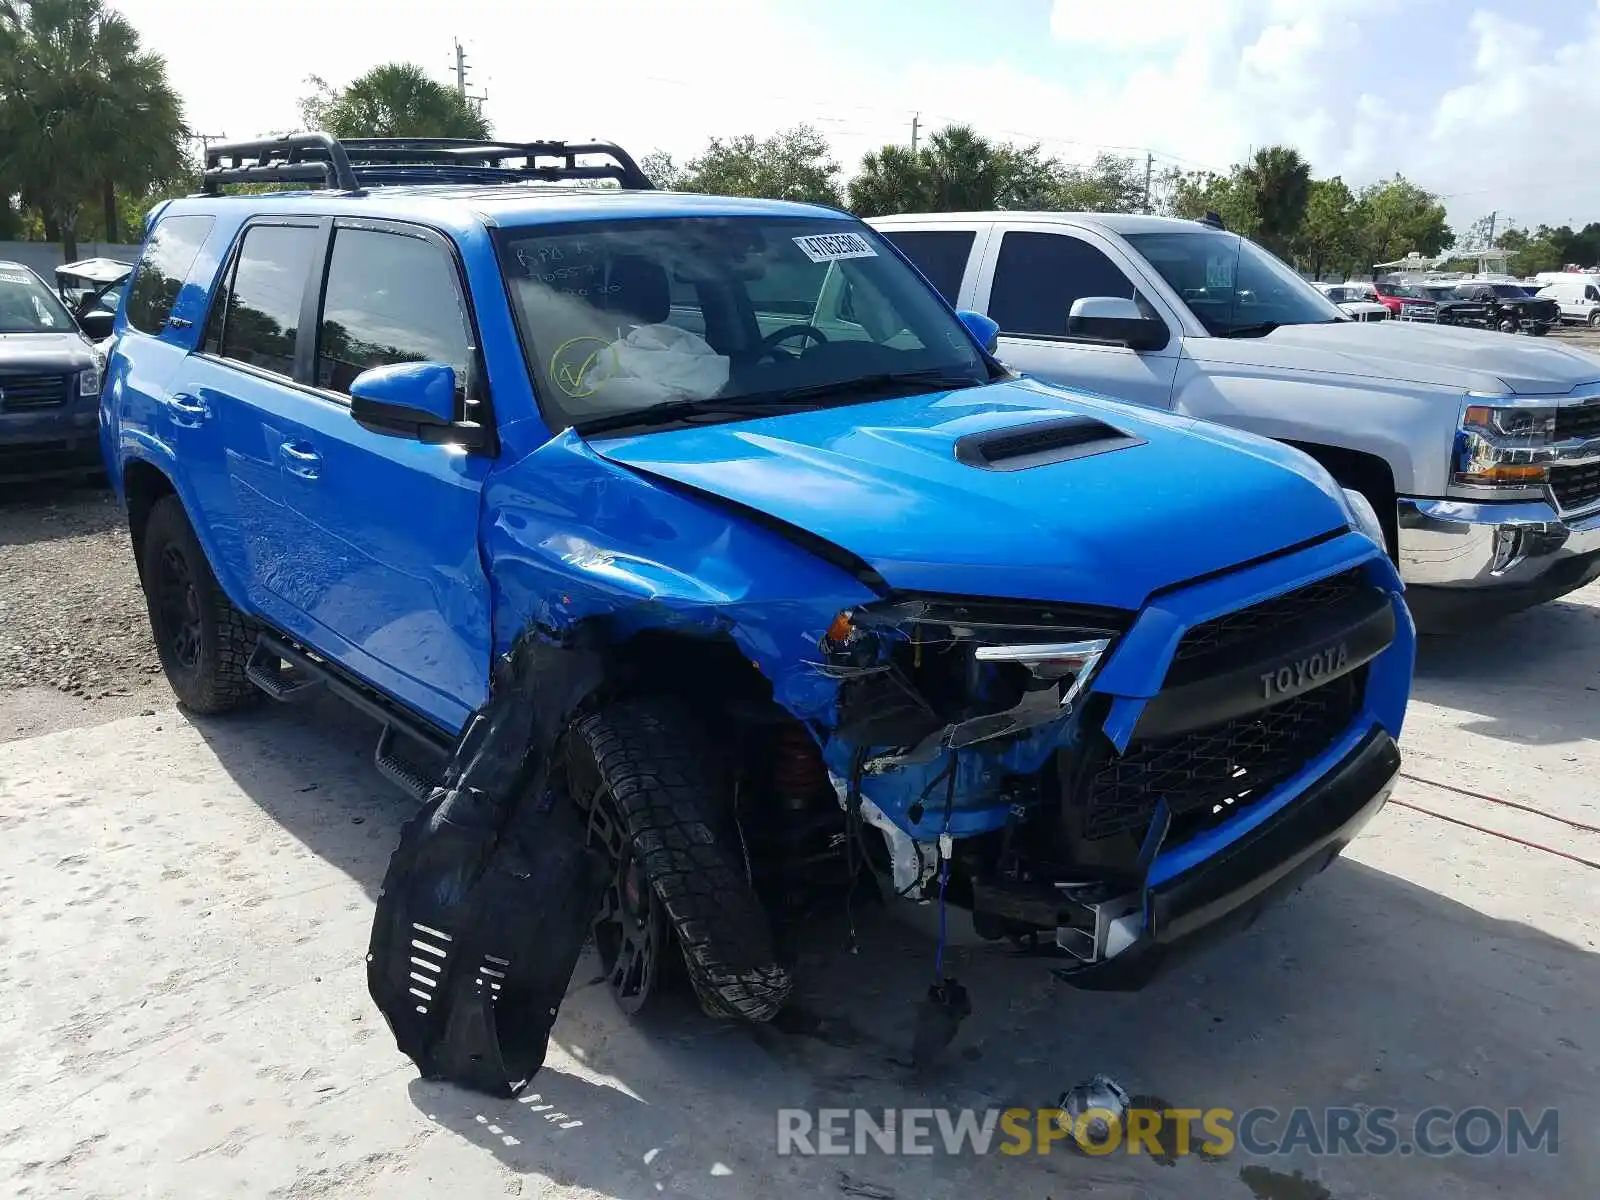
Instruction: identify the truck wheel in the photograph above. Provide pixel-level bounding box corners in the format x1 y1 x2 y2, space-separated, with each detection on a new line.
139 495 258 714
563 699 791 1022
1589 312 1600 328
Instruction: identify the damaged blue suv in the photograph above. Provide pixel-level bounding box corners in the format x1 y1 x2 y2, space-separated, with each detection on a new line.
102 134 1413 1093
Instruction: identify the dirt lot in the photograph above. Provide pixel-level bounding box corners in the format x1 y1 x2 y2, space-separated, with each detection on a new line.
1 483 1597 1200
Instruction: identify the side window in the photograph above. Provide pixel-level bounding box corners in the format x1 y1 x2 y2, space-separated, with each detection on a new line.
1587 286 1599 303
316 228 472 400
878 230 975 305
214 224 321 378
988 231 1150 338
124 214 214 335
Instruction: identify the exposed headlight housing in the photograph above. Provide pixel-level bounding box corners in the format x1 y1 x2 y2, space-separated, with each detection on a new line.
78 364 102 396
1451 400 1558 496
820 596 1128 762
1340 487 1386 548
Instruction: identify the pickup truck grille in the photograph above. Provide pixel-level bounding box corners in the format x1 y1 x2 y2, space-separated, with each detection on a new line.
1080 669 1365 842
1554 401 1600 443
0 371 70 411
1171 568 1367 665
1551 462 1600 512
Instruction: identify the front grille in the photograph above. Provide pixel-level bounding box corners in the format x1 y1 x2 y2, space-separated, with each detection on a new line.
1551 462 1600 512
1554 401 1600 443
1080 670 1365 842
0 371 70 411
1171 568 1368 665
1398 305 1436 322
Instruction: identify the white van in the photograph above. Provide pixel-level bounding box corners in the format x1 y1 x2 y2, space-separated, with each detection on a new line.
1536 276 1600 326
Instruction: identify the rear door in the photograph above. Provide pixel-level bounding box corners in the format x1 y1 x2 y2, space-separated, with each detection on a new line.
270 218 493 733
871 224 989 309
168 218 327 622
971 225 1181 409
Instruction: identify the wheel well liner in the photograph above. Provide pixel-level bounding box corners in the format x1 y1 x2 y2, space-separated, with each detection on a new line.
123 459 177 579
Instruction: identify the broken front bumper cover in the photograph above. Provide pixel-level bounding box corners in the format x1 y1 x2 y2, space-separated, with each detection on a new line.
1049 726 1400 992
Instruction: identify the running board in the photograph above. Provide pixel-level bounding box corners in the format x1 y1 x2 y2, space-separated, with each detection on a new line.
246 639 326 701
375 724 441 802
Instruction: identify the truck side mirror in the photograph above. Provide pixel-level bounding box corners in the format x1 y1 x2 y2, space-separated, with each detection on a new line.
78 310 115 341
1067 296 1169 352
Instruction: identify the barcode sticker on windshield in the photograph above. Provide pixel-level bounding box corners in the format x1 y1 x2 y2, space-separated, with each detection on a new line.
793 232 878 263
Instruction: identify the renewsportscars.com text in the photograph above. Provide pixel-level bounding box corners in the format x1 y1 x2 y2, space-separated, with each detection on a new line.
775 1105 1559 1158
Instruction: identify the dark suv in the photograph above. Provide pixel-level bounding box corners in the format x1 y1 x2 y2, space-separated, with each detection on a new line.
0 260 108 482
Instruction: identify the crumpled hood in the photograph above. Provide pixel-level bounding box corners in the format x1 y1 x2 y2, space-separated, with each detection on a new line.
590 377 1351 611
0 331 98 371
1187 321 1600 396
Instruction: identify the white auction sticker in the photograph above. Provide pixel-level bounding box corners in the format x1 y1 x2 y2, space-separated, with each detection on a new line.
792 232 879 263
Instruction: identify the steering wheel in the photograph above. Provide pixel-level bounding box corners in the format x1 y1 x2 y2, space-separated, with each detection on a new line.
757 323 830 360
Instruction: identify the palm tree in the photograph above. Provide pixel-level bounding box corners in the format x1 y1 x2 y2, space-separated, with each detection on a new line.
0 0 187 256
301 63 491 140
1240 145 1312 258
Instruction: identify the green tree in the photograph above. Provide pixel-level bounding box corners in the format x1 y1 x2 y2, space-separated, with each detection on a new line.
0 0 187 257
1293 177 1358 279
299 63 490 139
847 123 1072 216
847 143 934 216
1239 145 1311 257
1164 168 1260 236
1050 153 1148 214
1351 175 1453 270
680 125 842 205
638 150 687 191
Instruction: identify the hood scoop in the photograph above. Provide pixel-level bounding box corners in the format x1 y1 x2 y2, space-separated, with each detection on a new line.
954 415 1145 472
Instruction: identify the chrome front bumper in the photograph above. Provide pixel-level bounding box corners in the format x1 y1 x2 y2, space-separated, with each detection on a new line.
1397 497 1600 590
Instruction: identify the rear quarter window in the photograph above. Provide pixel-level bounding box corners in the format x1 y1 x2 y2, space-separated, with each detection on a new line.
877 230 975 305
125 214 215 335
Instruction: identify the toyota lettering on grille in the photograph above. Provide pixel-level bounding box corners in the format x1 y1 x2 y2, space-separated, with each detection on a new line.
1260 643 1349 700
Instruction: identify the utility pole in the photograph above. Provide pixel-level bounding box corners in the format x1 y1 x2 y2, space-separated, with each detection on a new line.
453 38 468 99
1142 152 1154 215
191 132 226 162
910 113 920 153
451 38 488 111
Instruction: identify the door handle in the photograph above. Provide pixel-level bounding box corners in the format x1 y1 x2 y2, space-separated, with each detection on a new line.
279 440 322 480
164 392 210 427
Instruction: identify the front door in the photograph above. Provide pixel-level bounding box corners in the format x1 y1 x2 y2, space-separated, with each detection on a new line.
973 226 1181 409
271 220 494 734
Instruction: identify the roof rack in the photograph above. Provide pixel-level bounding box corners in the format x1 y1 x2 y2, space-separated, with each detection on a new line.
201 132 656 194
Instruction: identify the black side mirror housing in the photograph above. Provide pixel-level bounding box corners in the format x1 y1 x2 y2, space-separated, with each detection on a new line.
78 311 115 341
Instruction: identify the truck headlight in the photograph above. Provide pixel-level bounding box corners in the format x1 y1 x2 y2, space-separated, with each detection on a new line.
78 365 102 396
1451 401 1558 495
1341 488 1386 548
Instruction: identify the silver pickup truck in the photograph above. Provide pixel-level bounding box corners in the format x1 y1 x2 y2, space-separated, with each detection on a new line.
870 212 1600 625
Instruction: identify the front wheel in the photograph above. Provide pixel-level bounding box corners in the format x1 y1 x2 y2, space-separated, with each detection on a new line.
138 496 259 714
1588 311 1600 328
562 699 791 1022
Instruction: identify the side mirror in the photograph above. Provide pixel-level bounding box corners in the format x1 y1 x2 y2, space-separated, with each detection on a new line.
956 309 1000 355
1067 296 1169 351
350 361 464 441
78 311 115 340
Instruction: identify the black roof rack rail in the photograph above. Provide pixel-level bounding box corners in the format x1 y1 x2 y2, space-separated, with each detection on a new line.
201 133 655 194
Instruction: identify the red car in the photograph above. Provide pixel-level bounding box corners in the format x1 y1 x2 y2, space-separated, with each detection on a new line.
1373 282 1439 322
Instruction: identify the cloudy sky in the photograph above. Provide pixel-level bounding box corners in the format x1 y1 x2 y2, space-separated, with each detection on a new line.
113 0 1600 233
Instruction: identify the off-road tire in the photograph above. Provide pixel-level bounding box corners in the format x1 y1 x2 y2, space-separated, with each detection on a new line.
139 495 258 714
568 699 791 1022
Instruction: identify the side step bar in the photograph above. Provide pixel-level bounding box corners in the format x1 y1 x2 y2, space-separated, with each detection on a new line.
248 631 452 801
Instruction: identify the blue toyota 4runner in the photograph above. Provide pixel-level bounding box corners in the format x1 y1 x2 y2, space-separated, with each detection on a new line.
103 135 1413 1088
